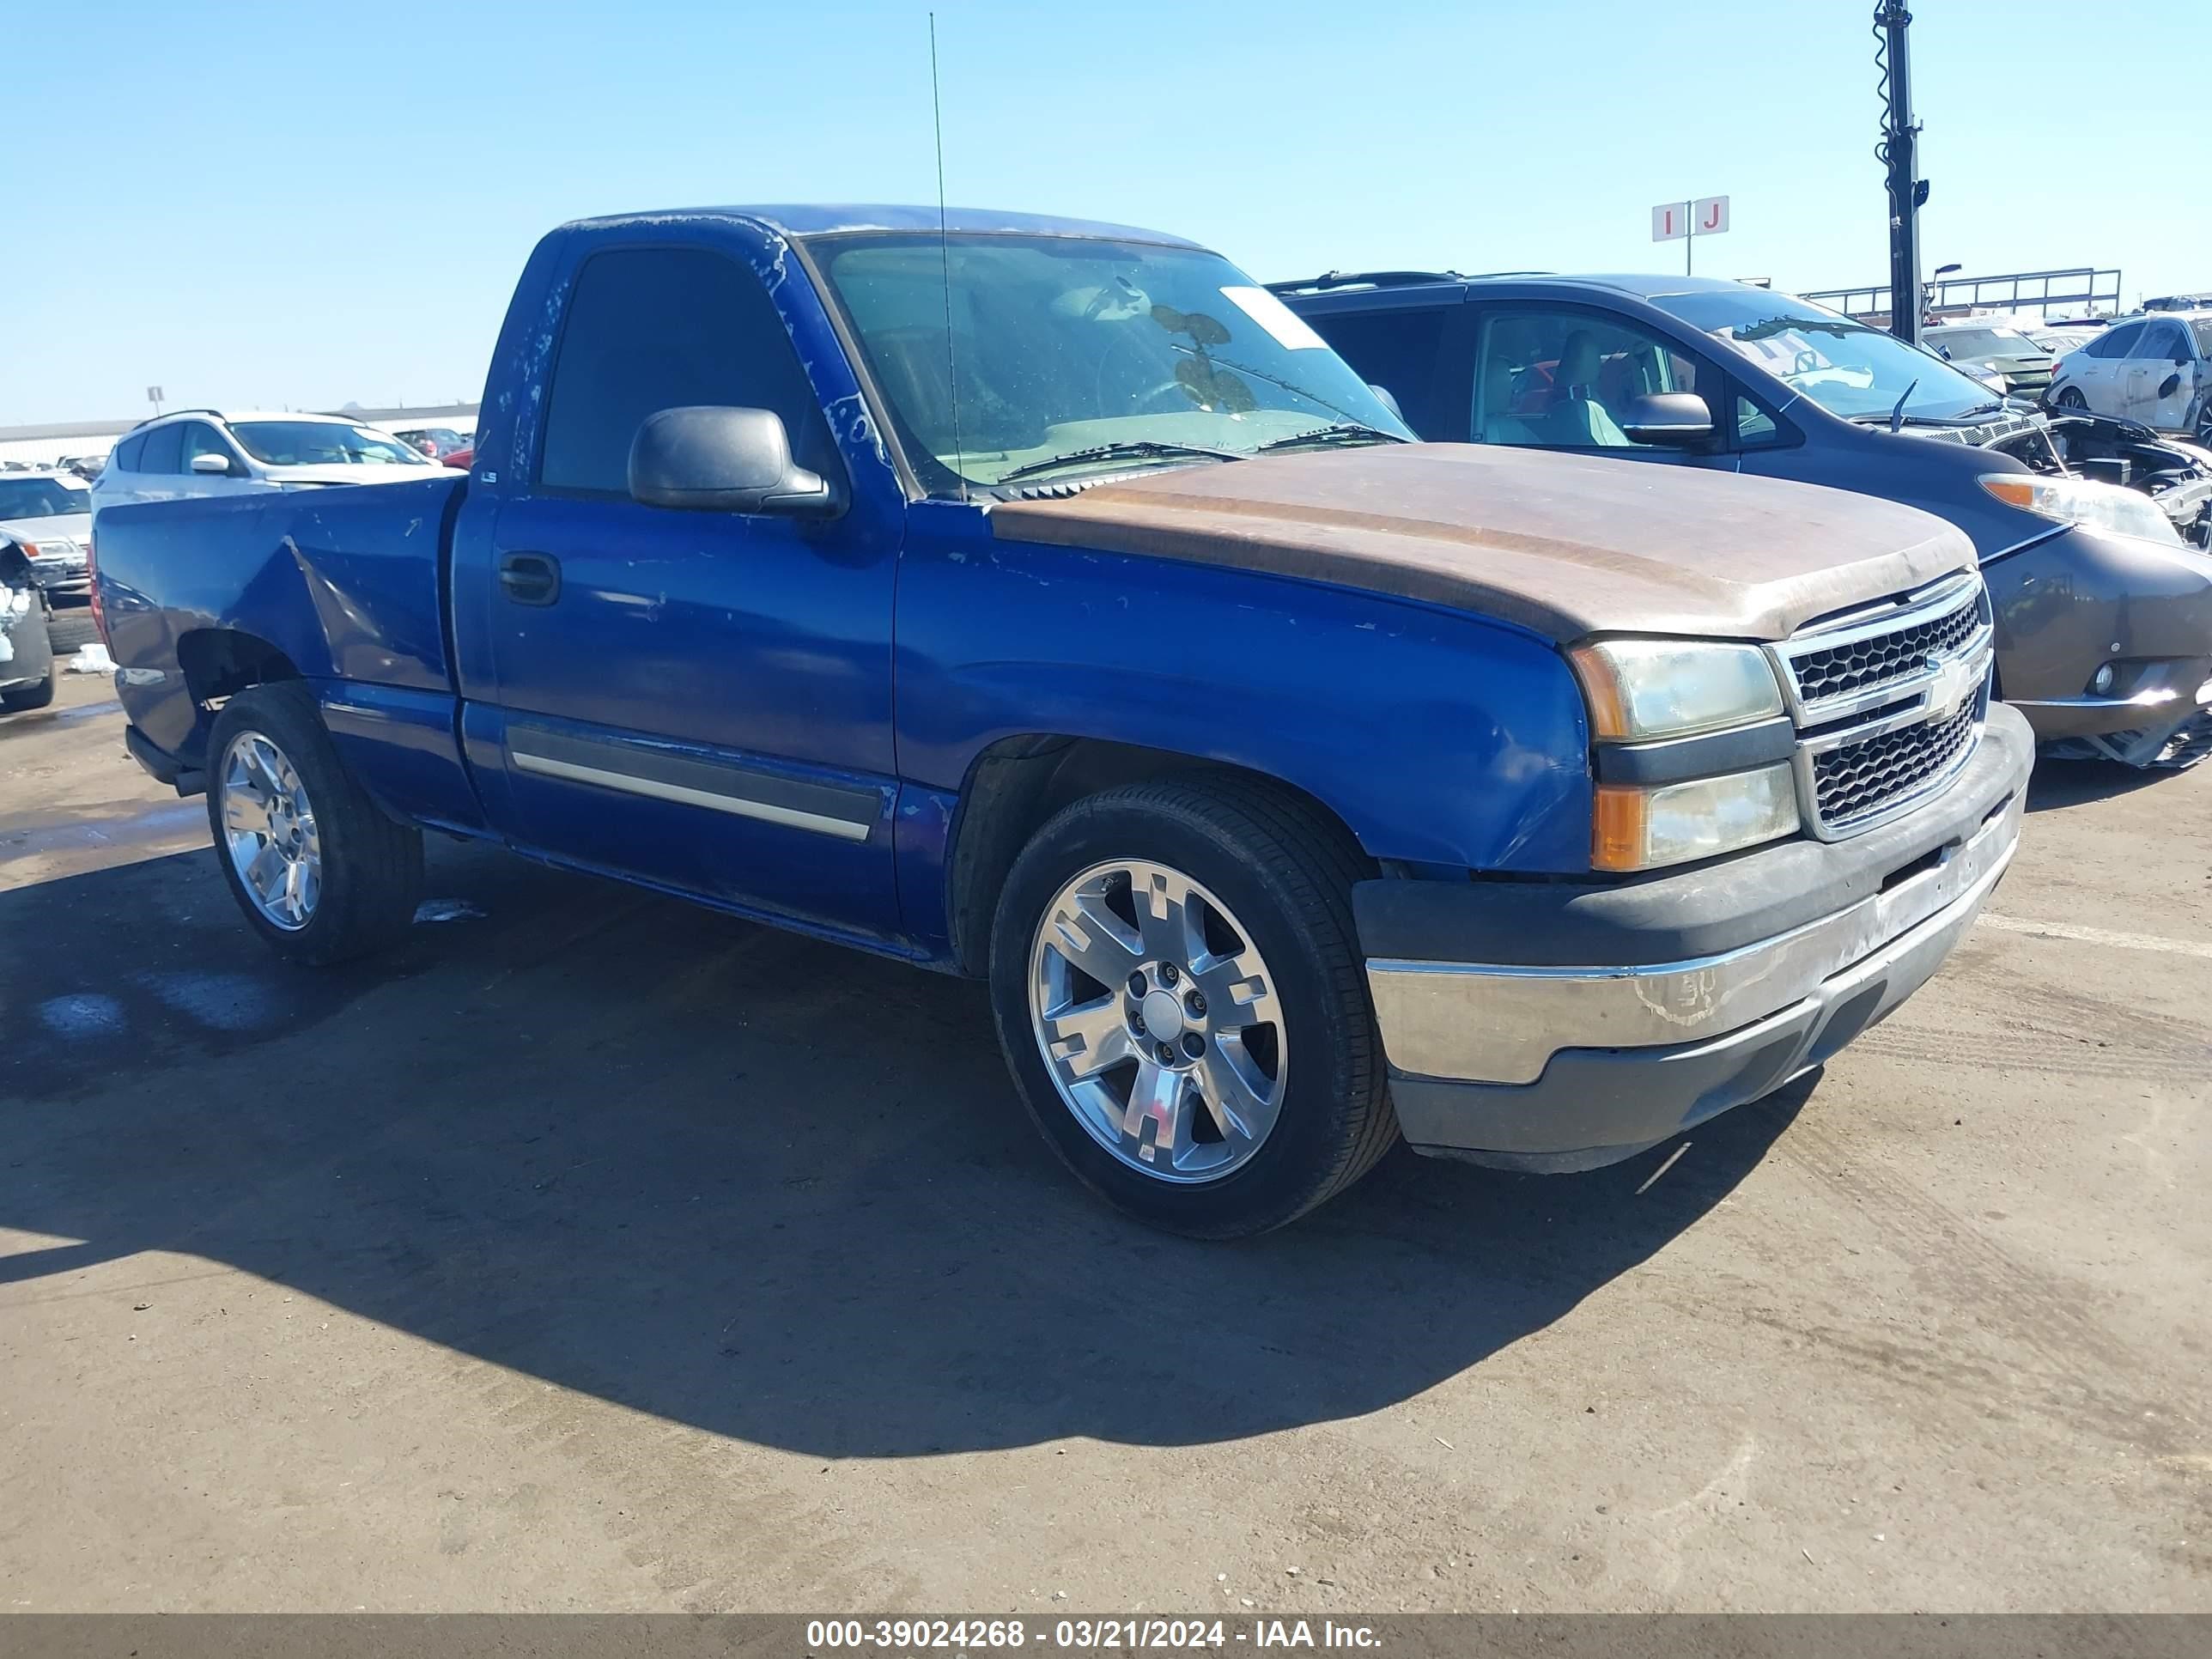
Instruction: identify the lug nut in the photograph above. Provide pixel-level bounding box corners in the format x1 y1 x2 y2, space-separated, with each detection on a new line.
1156 1042 1177 1066
1182 1032 1206 1060
1127 972 1148 998
1158 962 1179 986
1184 989 1206 1018
1130 1006 1149 1034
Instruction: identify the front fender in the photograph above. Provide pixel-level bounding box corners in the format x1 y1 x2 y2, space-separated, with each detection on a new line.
896 502 1593 874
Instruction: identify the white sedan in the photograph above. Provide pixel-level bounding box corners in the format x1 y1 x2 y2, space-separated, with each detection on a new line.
2047 311 2212 442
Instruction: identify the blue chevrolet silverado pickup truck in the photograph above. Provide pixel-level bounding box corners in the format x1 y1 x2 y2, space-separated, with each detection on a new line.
92 205 2033 1236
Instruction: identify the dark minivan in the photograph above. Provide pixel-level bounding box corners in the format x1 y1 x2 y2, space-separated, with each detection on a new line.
1280 272 2212 767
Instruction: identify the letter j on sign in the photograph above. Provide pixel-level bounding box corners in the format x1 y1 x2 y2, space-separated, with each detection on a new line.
1652 196 1729 274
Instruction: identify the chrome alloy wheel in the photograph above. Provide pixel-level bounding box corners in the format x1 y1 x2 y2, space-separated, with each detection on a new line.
1028 860 1286 1182
218 730 322 930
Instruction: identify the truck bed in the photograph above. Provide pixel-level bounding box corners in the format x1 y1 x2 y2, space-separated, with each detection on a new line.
99 474 467 766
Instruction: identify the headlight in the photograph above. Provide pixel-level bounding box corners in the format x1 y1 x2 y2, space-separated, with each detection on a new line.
1568 639 1785 741
1593 763 1800 872
1979 473 2181 546
1570 639 1799 872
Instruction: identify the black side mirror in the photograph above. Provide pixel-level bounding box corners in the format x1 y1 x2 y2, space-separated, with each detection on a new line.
629 406 843 517
2159 373 2183 400
1618 392 1715 447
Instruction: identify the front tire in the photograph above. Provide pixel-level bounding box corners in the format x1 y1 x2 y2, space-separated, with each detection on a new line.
989 775 1396 1237
204 682 423 964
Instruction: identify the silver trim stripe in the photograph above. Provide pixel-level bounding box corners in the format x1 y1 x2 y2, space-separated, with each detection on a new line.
509 750 875 842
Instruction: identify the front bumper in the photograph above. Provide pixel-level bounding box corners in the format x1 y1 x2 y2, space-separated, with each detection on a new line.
1359 704 2034 1171
0 596 54 693
2014 668 2212 767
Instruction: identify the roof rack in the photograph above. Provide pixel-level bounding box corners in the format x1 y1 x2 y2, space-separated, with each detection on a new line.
122 408 222 434
1265 270 1462 295
1265 270 1555 295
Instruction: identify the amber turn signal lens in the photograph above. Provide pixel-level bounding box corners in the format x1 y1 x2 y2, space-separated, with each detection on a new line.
1568 644 1633 742
1591 785 1650 872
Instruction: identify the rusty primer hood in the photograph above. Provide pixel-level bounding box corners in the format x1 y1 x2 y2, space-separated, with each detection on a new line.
988 444 1976 643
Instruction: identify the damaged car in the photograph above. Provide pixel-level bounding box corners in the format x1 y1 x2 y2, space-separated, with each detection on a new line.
0 544 57 713
1278 271 2212 768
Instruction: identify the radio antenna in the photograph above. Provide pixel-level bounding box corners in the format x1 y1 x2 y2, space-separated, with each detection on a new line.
929 13 968 502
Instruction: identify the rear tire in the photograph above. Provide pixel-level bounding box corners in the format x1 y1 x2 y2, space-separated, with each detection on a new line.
989 774 1397 1238
2054 386 2087 410
204 682 423 964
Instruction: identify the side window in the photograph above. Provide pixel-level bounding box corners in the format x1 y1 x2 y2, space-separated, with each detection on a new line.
1473 311 1708 450
137 423 184 475
1303 306 1453 439
2087 322 2143 361
537 246 834 497
179 422 236 473
112 433 147 472
2140 321 2187 362
1735 396 1783 448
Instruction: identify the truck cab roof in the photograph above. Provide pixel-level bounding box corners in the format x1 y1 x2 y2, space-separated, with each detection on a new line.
558 204 1205 249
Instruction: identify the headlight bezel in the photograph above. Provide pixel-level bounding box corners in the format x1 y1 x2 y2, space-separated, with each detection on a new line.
1568 635 1802 872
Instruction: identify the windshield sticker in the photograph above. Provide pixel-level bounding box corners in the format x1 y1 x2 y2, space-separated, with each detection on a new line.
1220 286 1330 351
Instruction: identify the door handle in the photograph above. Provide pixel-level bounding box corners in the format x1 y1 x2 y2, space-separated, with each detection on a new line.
498 551 561 606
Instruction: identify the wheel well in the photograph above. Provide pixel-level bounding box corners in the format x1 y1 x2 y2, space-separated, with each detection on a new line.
942 735 1367 977
177 629 301 712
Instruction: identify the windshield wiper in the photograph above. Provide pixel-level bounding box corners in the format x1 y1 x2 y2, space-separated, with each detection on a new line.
993 440 1244 486
1889 378 1918 434
1253 422 1413 454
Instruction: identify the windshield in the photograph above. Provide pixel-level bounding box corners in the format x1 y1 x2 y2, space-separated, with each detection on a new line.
0 478 90 520
1652 289 1998 423
812 232 1412 493
229 422 435 466
397 427 466 456
1928 327 2039 358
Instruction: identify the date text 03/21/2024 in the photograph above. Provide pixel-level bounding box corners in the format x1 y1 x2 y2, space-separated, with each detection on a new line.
803 1619 1382 1650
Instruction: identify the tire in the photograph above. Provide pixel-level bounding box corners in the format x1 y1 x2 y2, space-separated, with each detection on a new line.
2054 386 2087 410
204 681 423 964
989 774 1396 1238
45 605 100 655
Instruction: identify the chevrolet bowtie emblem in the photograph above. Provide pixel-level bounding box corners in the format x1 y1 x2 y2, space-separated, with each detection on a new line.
1924 653 1980 724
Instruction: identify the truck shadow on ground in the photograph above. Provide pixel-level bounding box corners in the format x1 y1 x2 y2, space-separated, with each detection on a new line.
0 841 1805 1457
2025 755 2174 812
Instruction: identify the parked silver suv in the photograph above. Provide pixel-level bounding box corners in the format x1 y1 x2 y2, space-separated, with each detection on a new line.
91 410 441 514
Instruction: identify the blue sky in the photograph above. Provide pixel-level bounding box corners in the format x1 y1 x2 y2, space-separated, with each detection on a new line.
7 0 2205 425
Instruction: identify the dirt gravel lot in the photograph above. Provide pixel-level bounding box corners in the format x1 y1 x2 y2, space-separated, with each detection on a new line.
2 673 2207 1613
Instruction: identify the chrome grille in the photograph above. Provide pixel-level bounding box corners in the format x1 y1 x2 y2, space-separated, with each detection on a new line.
1814 700 1978 826
1789 596 1981 705
1771 570 1995 840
